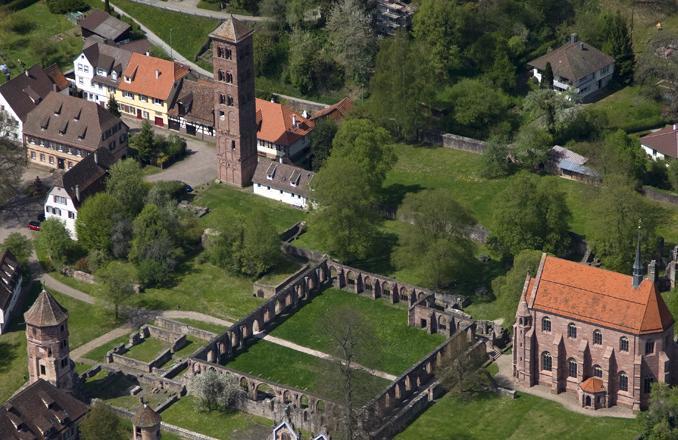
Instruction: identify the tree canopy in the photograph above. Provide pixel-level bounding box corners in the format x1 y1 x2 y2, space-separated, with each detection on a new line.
35 219 73 270
75 193 123 255
106 159 148 217
80 401 127 440
1 232 32 266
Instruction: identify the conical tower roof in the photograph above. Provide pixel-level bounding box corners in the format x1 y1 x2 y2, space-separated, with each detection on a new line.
24 290 68 327
210 15 253 42
133 404 161 428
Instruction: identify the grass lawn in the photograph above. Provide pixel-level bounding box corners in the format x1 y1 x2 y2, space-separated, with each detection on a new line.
161 396 272 440
172 336 203 359
82 335 129 362
110 0 218 61
226 340 389 405
396 392 641 440
175 318 226 335
269 288 446 375
196 184 306 233
589 86 665 133
256 255 303 286
0 2 82 82
124 337 169 363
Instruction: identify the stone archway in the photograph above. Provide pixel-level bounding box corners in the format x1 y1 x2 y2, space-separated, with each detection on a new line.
256 383 275 400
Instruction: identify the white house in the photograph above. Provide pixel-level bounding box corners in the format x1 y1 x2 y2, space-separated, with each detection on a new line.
0 64 68 141
640 124 678 161
44 148 117 239
528 34 615 100
256 98 315 163
0 250 22 334
73 41 133 106
252 158 314 209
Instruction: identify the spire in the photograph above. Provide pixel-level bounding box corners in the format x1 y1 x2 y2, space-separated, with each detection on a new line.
633 225 643 288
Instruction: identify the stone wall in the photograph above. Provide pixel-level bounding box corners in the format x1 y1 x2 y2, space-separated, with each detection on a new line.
154 317 217 342
643 186 678 205
441 133 487 154
253 263 311 299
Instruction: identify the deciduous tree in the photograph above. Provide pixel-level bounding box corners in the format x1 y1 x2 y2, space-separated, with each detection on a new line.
75 193 123 254
129 121 157 165
0 115 25 206
106 159 148 217
189 370 242 412
1 232 32 266
490 249 543 326
80 401 127 440
640 382 678 439
97 261 136 320
35 219 73 270
309 118 338 171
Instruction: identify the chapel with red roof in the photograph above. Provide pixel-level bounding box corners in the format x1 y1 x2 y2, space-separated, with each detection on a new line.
513 245 677 411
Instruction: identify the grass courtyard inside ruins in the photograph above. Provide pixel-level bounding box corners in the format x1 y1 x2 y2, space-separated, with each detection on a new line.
268 288 446 375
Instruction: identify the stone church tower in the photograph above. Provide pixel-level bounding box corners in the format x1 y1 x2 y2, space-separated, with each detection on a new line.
210 16 258 187
24 290 75 390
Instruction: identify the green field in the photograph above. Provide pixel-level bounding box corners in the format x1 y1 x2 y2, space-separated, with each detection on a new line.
225 340 390 405
161 396 272 440
82 334 128 362
0 2 82 83
589 86 665 133
124 337 169 363
397 392 641 440
269 288 445 375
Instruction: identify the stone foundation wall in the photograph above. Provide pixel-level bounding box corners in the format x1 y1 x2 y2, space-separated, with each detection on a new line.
441 133 487 154
154 317 217 342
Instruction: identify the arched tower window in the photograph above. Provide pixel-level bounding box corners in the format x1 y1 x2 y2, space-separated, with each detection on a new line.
593 329 602 345
567 323 577 338
541 316 551 332
593 365 603 378
620 336 629 352
567 358 577 378
541 352 552 371
619 372 628 391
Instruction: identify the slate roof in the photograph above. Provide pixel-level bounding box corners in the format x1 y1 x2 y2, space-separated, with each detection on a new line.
311 97 353 122
119 53 190 101
82 41 133 88
53 147 116 208
24 290 68 327
0 65 66 123
0 250 20 311
23 92 123 152
210 15 253 42
0 379 88 439
80 9 130 42
528 41 614 82
525 254 674 335
640 124 678 159
133 405 161 428
256 98 315 147
253 159 314 198
168 79 216 126
550 145 598 178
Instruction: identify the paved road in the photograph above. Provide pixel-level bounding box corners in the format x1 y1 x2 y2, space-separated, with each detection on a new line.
124 117 218 187
41 273 96 304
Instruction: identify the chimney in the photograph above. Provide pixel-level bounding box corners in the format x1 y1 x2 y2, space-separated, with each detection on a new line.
570 33 578 44
648 260 657 283
52 83 58 92
155 69 160 79
302 110 309 119
270 97 275 103
94 151 98 165
75 185 80 202
633 230 643 288
292 115 297 127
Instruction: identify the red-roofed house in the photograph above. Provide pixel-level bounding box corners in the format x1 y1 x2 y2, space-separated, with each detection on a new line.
513 253 677 411
256 98 315 162
640 124 678 161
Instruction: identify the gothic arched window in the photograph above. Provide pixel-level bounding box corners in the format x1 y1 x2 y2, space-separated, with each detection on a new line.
541 316 551 332
619 372 628 391
593 329 603 345
567 358 577 378
620 336 629 352
541 352 552 371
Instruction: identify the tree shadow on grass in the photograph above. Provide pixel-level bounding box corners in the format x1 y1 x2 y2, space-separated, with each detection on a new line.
382 183 424 213
346 228 399 277
0 340 19 374
83 372 138 401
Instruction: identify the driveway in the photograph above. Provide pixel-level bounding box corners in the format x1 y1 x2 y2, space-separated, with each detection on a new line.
0 166 52 243
124 117 218 187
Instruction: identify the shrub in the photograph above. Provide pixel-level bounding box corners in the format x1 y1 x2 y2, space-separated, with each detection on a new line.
46 0 88 14
6 15 35 34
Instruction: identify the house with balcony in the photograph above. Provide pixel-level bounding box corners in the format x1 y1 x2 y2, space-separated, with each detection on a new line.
23 92 128 170
116 53 190 127
528 35 615 101
256 98 315 163
44 147 117 239
0 65 69 142
73 41 134 106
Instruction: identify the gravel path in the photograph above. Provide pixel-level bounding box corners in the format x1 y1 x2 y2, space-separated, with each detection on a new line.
71 325 133 361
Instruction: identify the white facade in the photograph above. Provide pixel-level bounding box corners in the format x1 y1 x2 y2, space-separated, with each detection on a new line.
0 271 22 335
253 182 308 209
641 144 667 161
257 137 310 161
532 64 614 99
74 53 117 105
0 94 22 142
44 186 79 239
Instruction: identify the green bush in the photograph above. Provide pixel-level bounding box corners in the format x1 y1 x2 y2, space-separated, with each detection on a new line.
46 0 88 14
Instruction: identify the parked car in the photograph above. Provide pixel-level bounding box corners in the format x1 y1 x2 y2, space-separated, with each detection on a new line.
182 182 193 193
28 221 41 231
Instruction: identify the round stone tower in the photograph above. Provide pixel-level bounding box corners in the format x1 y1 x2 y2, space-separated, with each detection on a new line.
24 290 75 390
132 404 161 440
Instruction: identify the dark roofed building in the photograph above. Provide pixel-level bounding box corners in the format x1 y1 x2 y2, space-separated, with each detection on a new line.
311 97 353 124
640 124 678 160
168 78 217 138
528 34 615 100
0 379 87 439
0 65 69 142
45 147 117 239
549 145 599 182
23 92 128 170
253 158 314 209
0 251 22 335
79 9 131 44
74 41 134 105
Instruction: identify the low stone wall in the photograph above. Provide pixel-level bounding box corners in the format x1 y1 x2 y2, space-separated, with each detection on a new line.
162 360 188 380
279 221 306 243
281 243 325 262
642 186 678 205
154 317 217 342
111 353 154 373
61 268 96 284
441 133 487 154
80 364 102 381
136 373 185 395
272 93 328 115
145 324 185 346
253 264 310 299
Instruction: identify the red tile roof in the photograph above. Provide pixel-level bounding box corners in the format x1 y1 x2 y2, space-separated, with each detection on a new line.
579 377 605 393
311 97 353 122
256 98 315 147
119 53 189 101
526 255 674 335
640 124 678 159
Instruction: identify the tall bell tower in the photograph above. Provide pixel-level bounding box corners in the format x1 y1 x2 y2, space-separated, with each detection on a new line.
210 15 258 187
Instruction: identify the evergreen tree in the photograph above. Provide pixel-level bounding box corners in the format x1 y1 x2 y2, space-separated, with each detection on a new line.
607 13 635 85
106 94 120 117
129 121 157 164
542 62 554 89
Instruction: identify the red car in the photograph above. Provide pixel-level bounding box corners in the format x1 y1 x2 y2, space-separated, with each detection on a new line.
28 221 41 231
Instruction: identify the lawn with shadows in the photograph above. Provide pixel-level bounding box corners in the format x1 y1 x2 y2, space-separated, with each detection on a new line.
124 338 169 363
268 288 446 375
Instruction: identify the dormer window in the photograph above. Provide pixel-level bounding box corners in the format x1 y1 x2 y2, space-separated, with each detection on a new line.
124 76 131 83
54 103 62 115
111 71 117 80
